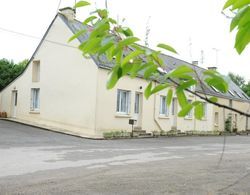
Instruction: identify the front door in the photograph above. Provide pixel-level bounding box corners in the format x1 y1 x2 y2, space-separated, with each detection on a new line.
172 98 178 129
11 90 18 118
134 92 142 127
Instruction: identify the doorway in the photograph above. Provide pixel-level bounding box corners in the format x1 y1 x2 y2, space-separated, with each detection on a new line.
11 90 18 118
134 92 143 128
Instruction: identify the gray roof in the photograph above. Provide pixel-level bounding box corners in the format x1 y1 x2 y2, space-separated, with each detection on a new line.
59 14 250 103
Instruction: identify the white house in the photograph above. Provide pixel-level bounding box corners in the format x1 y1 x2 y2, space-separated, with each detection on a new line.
0 7 249 138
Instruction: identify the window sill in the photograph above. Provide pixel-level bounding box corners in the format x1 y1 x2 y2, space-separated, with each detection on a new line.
184 117 193 120
30 111 40 114
158 115 170 119
115 113 131 118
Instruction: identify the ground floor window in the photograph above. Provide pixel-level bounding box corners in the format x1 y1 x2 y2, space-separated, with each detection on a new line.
160 96 169 116
30 88 40 111
116 89 130 114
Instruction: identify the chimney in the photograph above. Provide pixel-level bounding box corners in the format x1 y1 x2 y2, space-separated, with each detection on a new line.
59 7 76 21
207 66 217 71
192 61 198 66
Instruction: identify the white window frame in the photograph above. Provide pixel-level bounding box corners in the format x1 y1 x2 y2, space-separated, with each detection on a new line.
159 96 169 116
202 102 207 120
30 88 40 111
185 100 193 119
116 89 131 114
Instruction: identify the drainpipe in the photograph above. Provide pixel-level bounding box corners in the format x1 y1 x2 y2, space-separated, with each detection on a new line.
153 83 163 131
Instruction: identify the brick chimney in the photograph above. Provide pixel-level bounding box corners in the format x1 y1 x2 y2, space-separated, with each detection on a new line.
59 7 76 21
207 66 217 71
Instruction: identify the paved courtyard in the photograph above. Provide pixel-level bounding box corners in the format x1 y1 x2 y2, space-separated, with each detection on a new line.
1 119 250 194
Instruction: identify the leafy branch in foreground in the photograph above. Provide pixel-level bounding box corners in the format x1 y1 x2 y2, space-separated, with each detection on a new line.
70 1 250 118
223 0 250 54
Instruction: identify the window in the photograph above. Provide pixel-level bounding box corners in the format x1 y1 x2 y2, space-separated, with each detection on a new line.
228 90 235 96
134 93 140 114
30 88 40 111
202 102 207 119
229 99 233 108
185 100 193 119
159 96 169 116
211 86 219 93
234 90 242 98
32 60 40 82
116 89 130 114
214 112 219 126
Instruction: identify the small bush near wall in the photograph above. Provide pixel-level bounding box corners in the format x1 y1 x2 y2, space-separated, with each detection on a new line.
225 118 232 132
0 112 7 118
103 130 131 139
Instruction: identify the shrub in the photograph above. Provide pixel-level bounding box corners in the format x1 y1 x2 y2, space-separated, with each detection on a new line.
225 117 232 132
103 130 131 139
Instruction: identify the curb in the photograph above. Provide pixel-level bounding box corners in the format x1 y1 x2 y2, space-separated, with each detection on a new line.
0 118 104 140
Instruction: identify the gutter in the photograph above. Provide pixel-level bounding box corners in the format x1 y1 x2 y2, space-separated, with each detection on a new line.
153 82 163 131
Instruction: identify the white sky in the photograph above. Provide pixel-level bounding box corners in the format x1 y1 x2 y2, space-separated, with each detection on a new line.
0 0 249 80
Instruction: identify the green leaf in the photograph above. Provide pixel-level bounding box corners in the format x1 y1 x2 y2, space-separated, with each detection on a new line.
234 23 250 54
194 103 204 120
121 63 133 76
83 16 97 24
157 43 178 54
230 6 249 31
112 37 140 56
178 104 193 117
150 83 170 95
166 89 173 106
232 0 250 10
144 82 152 99
223 0 237 9
74 1 90 8
121 50 143 66
167 65 193 78
68 29 86 42
177 79 197 91
144 64 158 79
209 96 218 103
122 27 134 37
98 9 108 18
176 89 188 108
106 67 119 89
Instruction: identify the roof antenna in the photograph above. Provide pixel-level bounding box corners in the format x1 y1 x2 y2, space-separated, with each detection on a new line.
188 37 193 61
144 16 151 47
200 50 204 65
105 0 108 10
212 48 220 66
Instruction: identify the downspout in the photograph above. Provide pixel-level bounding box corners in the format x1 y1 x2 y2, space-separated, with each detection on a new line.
153 82 163 131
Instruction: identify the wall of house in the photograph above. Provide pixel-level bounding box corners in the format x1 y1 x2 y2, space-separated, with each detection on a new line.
212 97 250 132
95 68 215 136
0 16 99 137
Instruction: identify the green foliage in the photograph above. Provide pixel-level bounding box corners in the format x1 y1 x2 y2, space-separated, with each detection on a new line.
73 1 233 120
225 117 232 132
0 59 27 91
228 72 250 97
103 130 131 139
223 0 250 54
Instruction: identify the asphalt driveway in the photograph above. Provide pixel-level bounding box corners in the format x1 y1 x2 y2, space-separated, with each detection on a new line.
1 119 250 194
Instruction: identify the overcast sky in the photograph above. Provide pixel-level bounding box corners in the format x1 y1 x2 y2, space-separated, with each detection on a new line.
0 0 249 80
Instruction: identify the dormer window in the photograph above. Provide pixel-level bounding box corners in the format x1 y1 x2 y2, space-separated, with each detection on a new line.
228 90 235 96
234 90 242 98
211 86 219 93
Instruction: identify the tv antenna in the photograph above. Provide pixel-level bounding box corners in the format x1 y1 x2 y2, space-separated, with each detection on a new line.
144 16 151 47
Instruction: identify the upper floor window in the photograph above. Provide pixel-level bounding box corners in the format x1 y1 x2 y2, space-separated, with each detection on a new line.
32 60 40 82
159 96 169 116
30 88 40 111
116 89 130 114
